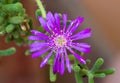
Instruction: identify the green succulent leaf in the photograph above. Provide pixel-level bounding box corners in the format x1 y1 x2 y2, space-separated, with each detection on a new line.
73 64 80 72
35 9 42 18
91 58 104 73
8 16 24 24
5 24 15 33
25 50 31 56
94 73 106 78
2 2 23 12
96 68 115 75
0 47 16 56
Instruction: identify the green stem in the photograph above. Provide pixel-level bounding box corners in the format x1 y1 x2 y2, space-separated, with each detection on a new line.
75 72 83 83
74 58 83 83
88 74 94 83
50 65 56 82
35 0 46 18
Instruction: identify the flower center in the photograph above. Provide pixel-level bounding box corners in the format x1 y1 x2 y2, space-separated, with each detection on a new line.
54 35 67 47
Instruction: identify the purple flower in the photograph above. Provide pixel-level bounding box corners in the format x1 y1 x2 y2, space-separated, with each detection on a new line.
28 12 92 75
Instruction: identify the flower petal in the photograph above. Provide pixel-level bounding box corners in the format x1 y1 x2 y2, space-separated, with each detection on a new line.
30 30 49 38
30 42 46 48
53 50 59 74
46 11 55 22
54 13 61 30
28 36 48 40
47 20 57 33
66 18 77 33
30 44 48 52
71 28 92 40
32 47 50 58
68 17 84 34
64 48 71 73
40 51 53 67
60 52 65 75
38 16 52 34
67 47 86 64
71 44 91 53
63 14 67 32
76 43 91 48
57 56 61 73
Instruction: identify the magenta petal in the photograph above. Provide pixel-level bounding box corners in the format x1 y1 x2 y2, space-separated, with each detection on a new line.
76 43 91 48
53 61 57 74
57 56 60 73
32 48 50 58
54 13 60 31
38 16 52 34
66 18 77 33
30 42 46 48
71 28 92 40
30 30 49 38
63 14 67 32
67 47 86 64
64 48 71 73
60 53 65 75
30 46 42 52
46 11 55 22
53 51 59 74
30 45 47 52
71 44 91 53
28 36 47 40
47 20 56 33
69 17 84 33
40 51 53 67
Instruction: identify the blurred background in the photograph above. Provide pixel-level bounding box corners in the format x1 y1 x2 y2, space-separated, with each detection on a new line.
0 0 120 83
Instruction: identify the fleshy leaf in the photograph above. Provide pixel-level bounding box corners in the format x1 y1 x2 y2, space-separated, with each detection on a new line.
0 47 16 56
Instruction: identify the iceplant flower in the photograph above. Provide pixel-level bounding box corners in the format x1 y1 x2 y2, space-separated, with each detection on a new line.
28 12 92 75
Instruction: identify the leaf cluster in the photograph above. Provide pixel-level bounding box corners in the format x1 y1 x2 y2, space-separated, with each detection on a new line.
72 58 115 83
0 0 32 46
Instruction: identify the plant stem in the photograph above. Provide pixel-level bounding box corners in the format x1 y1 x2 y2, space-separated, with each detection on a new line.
50 65 56 82
75 72 83 83
74 58 83 83
35 0 46 18
88 74 94 83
